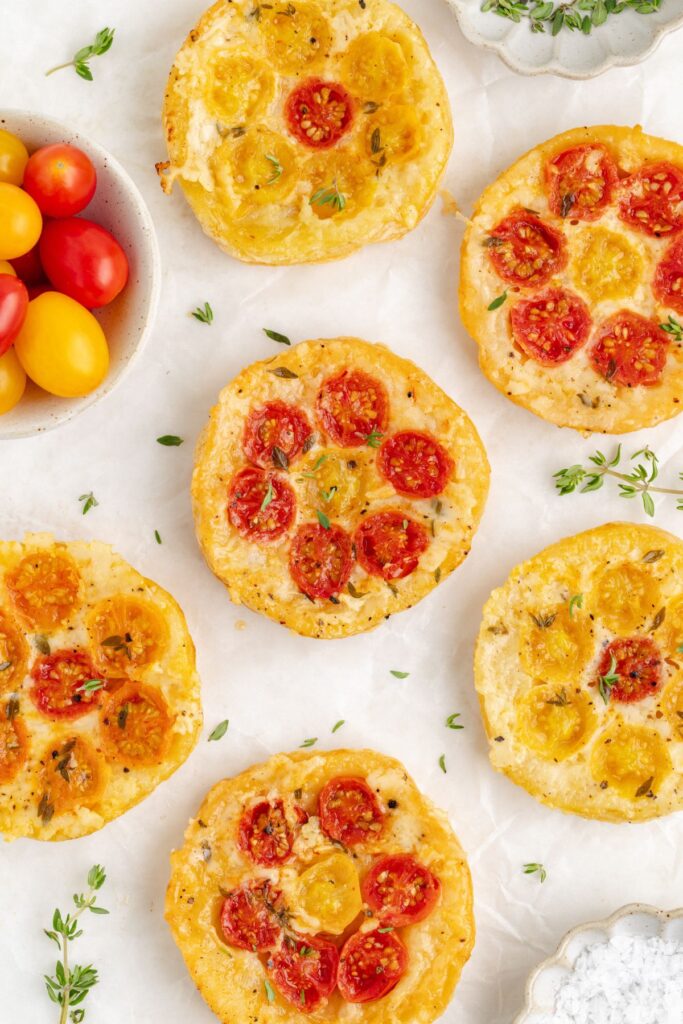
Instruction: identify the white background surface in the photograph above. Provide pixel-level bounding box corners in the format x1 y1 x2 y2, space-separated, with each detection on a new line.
1 3 683 1023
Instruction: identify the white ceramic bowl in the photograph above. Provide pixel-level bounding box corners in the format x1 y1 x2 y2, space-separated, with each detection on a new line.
445 0 683 79
0 109 161 439
514 903 683 1023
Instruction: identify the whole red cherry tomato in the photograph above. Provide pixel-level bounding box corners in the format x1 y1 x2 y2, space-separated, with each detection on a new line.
40 218 128 308
22 144 96 217
0 274 28 356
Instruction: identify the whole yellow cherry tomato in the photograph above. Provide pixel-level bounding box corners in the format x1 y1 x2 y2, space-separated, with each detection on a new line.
0 347 26 414
0 260 16 276
0 183 42 260
0 129 29 186
14 292 109 398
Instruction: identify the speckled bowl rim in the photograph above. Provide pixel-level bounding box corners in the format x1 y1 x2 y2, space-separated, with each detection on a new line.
443 0 683 79
0 108 161 440
513 902 683 1022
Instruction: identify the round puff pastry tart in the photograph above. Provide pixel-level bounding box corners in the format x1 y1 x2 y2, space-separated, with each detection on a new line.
475 522 683 823
0 533 201 841
166 748 474 1023
192 337 489 639
460 125 683 434
159 0 452 264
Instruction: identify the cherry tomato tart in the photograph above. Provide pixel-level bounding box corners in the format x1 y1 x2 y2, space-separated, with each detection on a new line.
192 337 489 638
166 748 474 1024
460 125 683 433
160 0 453 264
0 533 201 841
475 522 683 822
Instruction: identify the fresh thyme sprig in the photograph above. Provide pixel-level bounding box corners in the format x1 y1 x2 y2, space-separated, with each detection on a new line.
554 445 683 518
44 864 108 1023
310 179 346 212
598 653 619 704
480 0 661 36
264 153 283 184
46 28 115 80
191 302 213 324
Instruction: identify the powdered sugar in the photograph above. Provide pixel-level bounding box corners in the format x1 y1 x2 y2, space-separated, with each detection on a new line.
539 935 683 1024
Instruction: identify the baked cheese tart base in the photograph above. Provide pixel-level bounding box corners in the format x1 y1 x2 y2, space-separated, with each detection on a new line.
475 522 683 823
192 337 489 639
160 0 452 264
0 534 201 841
166 749 474 1023
460 125 683 434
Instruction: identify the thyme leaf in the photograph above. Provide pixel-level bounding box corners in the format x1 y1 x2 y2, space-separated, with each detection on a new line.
208 719 229 742
191 302 213 324
263 328 291 346
523 862 547 882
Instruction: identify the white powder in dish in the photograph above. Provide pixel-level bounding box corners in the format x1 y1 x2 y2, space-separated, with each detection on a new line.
537 934 683 1024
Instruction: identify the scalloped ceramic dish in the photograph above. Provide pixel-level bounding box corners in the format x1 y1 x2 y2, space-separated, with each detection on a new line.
445 0 683 78
514 903 683 1023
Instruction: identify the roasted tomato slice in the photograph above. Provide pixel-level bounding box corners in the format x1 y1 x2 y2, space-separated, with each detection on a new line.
487 210 567 288
653 236 683 315
618 162 683 237
362 853 440 927
289 522 353 600
377 431 453 498
595 636 662 703
100 681 173 766
591 311 668 387
39 735 104 818
318 776 384 846
269 933 339 1012
316 369 389 447
242 400 312 469
510 287 592 366
0 703 28 784
338 929 408 1003
545 144 618 221
6 550 80 628
30 649 103 719
227 467 295 543
88 595 167 678
0 608 28 694
220 879 283 952
285 79 354 148
238 798 293 865
354 511 429 581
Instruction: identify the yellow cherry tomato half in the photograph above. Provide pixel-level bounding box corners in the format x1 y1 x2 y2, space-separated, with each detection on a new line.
0 348 26 414
0 183 42 260
0 129 29 186
0 261 16 276
14 292 109 398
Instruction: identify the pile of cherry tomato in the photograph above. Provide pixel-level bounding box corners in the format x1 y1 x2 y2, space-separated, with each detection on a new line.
0 128 129 416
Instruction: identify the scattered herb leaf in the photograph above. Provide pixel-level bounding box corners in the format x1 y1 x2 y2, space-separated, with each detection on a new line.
154 529 162 545
78 492 98 515
568 593 583 618
263 328 291 346
264 153 283 183
191 302 213 324
523 862 547 883
300 737 317 748
310 179 346 212
364 428 383 448
445 712 464 730
268 366 299 379
332 720 345 733
438 754 447 773
316 509 330 530
488 291 508 311
208 719 229 742
598 653 619 704
157 435 184 446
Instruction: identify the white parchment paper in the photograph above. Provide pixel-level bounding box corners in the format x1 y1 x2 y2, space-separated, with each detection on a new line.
1 3 683 1022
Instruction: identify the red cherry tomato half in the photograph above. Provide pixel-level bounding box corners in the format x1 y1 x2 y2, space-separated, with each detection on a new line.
227 467 295 543
30 648 103 719
220 879 283 951
289 521 354 600
285 79 354 149
377 431 453 498
10 242 43 285
0 274 28 356
338 929 408 1003
318 776 384 846
39 217 128 309
354 511 429 581
23 144 97 218
242 400 312 469
510 287 592 366
590 311 668 387
316 369 389 447
595 637 662 703
238 798 293 865
487 210 567 288
545 144 618 221
653 236 683 315
269 933 339 1012
362 853 440 927
618 162 683 237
